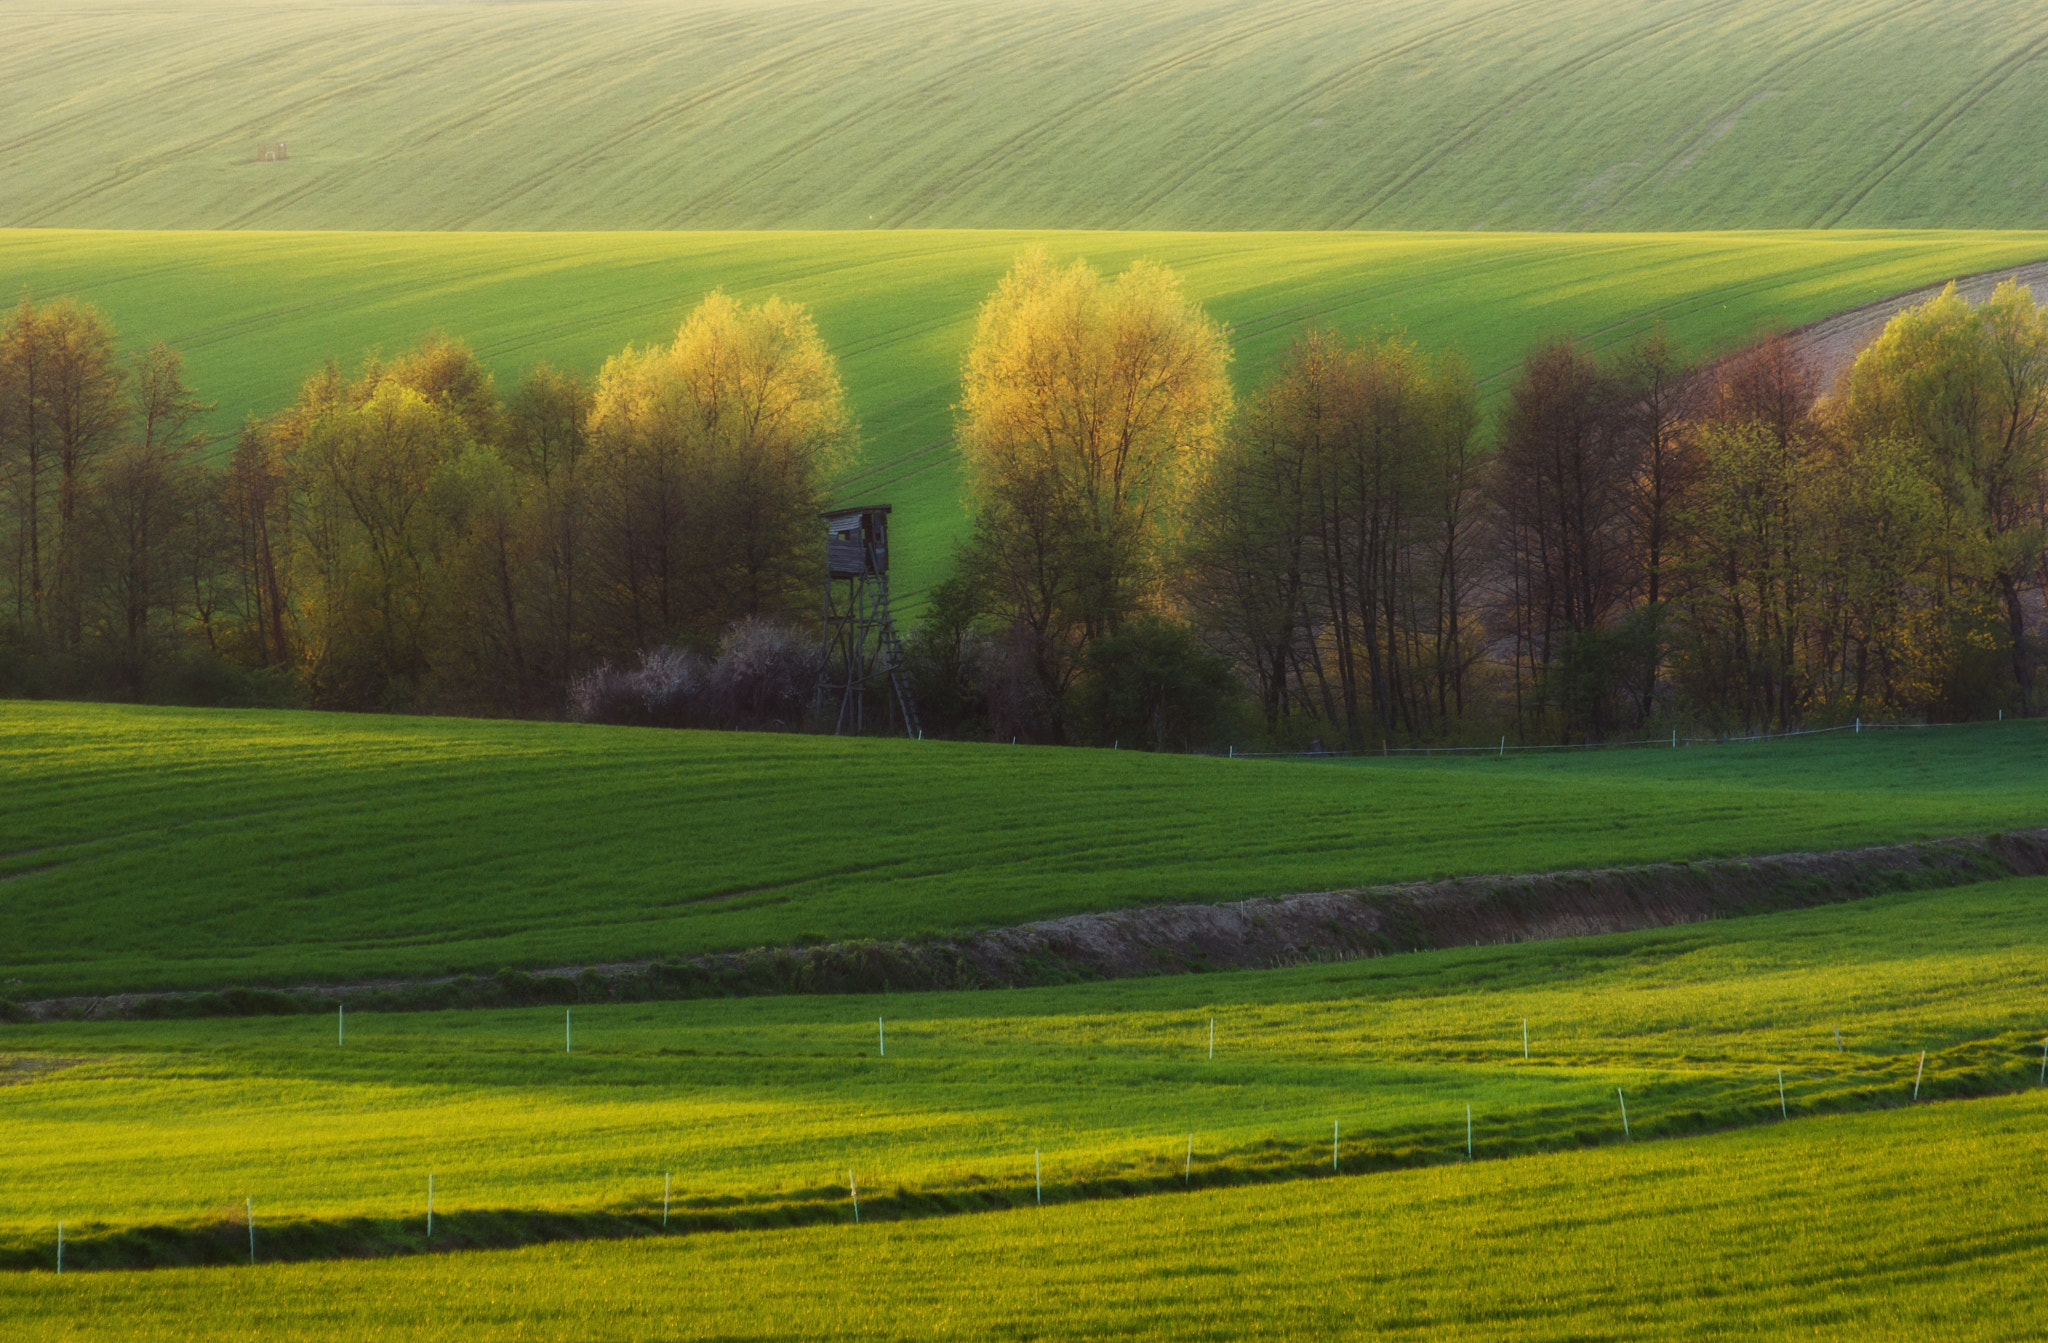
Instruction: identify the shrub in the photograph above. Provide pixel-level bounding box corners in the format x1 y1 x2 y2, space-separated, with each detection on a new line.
706 618 816 729
569 646 709 727
1069 616 1238 750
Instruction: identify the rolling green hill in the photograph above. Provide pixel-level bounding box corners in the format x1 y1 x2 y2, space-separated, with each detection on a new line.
5 0 2048 232
4 700 2046 998
7 228 2047 596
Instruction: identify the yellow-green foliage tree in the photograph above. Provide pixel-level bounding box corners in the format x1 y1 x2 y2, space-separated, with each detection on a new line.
582 292 852 657
249 338 579 711
1830 281 2048 710
958 250 1231 723
292 364 478 706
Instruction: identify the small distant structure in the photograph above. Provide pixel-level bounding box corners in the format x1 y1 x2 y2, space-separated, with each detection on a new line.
816 505 918 737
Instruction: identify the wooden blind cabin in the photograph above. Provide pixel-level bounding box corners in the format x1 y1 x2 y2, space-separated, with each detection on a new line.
825 505 890 578
817 504 917 736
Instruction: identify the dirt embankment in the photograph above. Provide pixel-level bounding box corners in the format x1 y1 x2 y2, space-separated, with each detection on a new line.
14 829 2048 1022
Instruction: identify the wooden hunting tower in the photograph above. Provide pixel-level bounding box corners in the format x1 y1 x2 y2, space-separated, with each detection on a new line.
817 505 918 736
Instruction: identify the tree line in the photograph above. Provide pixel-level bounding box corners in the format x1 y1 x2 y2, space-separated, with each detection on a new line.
1 292 846 712
938 253 2048 746
4 258 2044 744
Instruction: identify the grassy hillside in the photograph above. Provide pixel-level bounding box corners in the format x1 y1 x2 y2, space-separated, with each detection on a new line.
5 0 2048 233
4 701 2046 997
13 1093 2042 1337
6 228 2047 595
2 878 2043 1321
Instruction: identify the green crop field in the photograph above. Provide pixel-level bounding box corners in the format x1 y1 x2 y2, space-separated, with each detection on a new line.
6 0 2048 234
5 700 2046 999
8 1095 2045 1339
11 3 2048 1330
2 876 2044 1335
5 227 2047 595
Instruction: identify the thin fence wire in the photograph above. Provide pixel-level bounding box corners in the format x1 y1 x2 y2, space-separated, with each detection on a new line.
1215 717 1977 760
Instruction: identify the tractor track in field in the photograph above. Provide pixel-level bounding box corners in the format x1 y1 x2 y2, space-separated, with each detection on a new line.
12 828 2048 1023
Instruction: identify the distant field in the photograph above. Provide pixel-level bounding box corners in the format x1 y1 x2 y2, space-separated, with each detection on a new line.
4 701 2046 998
2 879 2043 1331
5 228 2047 595
5 0 2048 233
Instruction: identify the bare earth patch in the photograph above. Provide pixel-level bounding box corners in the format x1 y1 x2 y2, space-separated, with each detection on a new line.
1789 260 2048 384
0 1056 86 1085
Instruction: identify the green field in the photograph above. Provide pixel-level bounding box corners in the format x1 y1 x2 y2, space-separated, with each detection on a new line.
3 877 2043 1335
6 0 2048 233
5 228 2047 595
11 2 2048 1326
4 701 2046 999
9 1095 2045 1339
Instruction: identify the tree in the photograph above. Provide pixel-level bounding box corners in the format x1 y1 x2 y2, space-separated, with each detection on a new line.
41 300 128 651
958 250 1230 725
91 342 211 689
1611 328 1700 719
0 296 51 634
0 297 127 650
583 292 851 659
1180 330 1480 744
502 363 593 690
1832 282 2048 713
425 444 532 711
214 419 296 669
1179 339 1327 730
1669 419 1805 727
1664 338 1824 729
1070 615 1237 750
1490 340 1636 734
294 378 474 705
